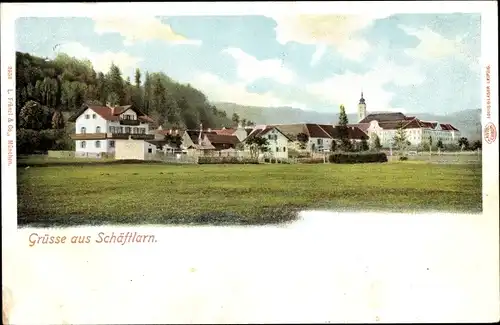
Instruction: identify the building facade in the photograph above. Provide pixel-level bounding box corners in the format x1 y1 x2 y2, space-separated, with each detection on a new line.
349 93 461 149
69 103 155 157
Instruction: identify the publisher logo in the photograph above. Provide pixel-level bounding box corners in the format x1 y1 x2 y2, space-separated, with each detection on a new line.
484 122 497 144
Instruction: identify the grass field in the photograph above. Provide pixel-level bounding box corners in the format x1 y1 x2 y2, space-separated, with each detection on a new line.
17 161 482 227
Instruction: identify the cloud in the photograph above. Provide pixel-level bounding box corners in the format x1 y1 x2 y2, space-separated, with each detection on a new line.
306 59 425 112
222 48 295 85
191 72 308 109
93 16 202 46
310 44 327 66
56 42 143 73
269 14 391 62
399 25 478 70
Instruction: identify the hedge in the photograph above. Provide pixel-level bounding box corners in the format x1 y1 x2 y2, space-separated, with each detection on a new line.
263 158 290 164
198 156 259 164
297 157 325 164
328 152 388 164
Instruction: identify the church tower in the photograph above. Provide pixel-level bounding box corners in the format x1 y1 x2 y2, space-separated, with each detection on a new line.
358 91 367 122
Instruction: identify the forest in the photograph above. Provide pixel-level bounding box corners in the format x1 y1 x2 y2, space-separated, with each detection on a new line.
15 51 234 154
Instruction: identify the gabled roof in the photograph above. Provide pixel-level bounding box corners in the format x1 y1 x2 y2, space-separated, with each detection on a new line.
346 123 370 133
244 126 293 142
318 124 368 140
68 103 155 123
205 133 240 145
439 123 459 131
214 128 237 135
358 112 406 124
304 123 332 138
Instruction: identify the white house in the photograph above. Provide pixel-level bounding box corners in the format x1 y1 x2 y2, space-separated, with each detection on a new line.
68 103 156 157
244 125 292 159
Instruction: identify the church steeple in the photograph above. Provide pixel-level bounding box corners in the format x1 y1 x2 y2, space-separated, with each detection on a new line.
357 91 367 122
359 91 366 105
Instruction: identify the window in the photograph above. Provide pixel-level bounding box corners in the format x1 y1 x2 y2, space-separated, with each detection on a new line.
81 141 86 148
125 127 131 133
317 138 323 145
109 126 115 133
80 127 86 134
140 128 145 134
119 127 124 133
109 140 115 148
92 114 96 119
96 126 101 133
148 148 153 153
276 147 279 152
95 141 101 148
85 114 90 119
283 147 286 152
133 127 138 134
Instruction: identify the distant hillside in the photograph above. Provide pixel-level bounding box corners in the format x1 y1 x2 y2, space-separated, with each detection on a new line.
214 102 481 140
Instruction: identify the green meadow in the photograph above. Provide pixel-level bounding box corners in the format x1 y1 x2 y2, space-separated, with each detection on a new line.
17 162 482 227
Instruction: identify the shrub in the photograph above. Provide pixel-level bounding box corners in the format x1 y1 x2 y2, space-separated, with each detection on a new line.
328 152 388 164
198 156 259 164
297 157 325 164
399 156 409 161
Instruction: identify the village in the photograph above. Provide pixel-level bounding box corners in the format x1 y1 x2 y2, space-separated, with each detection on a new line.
67 92 463 163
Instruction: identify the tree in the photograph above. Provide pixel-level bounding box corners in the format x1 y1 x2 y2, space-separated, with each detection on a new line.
471 140 482 150
246 136 269 159
436 138 444 149
51 110 65 129
18 100 47 130
393 123 409 156
296 132 309 150
360 138 369 151
164 134 182 148
232 113 240 126
458 137 469 151
337 104 352 152
330 139 337 152
106 63 125 105
428 135 433 153
371 134 382 151
106 92 120 107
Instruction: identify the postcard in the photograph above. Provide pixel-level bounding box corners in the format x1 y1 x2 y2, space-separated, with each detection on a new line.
2 1 499 324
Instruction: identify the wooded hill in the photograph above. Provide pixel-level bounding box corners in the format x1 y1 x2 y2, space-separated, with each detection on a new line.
16 51 233 153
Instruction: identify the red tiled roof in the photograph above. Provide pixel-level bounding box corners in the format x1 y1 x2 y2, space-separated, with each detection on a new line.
318 124 368 140
68 103 155 123
205 133 240 145
347 123 370 133
439 123 459 131
304 123 332 138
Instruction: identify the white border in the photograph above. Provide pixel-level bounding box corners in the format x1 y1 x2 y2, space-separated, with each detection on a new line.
1 2 499 324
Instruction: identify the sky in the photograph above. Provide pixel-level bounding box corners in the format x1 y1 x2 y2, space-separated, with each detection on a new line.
15 13 481 115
